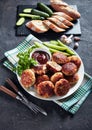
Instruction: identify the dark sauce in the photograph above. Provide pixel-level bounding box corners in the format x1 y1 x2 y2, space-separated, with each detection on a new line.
32 51 50 64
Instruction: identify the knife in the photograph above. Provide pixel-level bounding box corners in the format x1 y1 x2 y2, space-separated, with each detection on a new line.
0 85 47 116
6 78 47 116
16 95 47 116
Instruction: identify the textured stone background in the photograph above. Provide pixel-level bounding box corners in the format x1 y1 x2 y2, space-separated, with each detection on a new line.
0 0 92 130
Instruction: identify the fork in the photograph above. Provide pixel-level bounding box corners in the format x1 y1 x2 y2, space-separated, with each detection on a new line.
0 79 47 116
6 78 47 116
0 85 38 113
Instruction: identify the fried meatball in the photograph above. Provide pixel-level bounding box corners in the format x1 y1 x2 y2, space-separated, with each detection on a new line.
68 56 81 69
20 69 36 88
65 73 79 85
46 61 62 73
50 72 64 84
36 81 54 98
34 75 49 88
32 65 47 75
54 79 70 96
52 52 69 64
62 62 77 76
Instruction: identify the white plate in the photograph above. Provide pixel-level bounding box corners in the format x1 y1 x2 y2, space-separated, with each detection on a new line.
17 47 84 101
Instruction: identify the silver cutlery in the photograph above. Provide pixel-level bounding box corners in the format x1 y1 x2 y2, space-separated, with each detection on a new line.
0 79 47 116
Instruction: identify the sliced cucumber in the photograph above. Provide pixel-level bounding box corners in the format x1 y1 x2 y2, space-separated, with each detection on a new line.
23 8 32 13
37 2 53 16
19 13 44 20
31 9 49 18
16 17 25 26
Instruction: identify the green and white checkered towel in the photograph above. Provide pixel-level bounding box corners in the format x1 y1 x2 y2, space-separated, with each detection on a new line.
3 34 92 114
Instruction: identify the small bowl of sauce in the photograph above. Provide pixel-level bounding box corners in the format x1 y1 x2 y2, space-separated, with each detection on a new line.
30 48 51 65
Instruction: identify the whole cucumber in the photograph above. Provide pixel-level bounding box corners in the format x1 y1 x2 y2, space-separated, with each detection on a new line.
37 2 53 16
31 9 49 18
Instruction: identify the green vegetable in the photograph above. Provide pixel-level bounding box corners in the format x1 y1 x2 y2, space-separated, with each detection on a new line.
16 17 25 26
16 46 37 76
31 9 49 18
34 41 48 49
49 48 70 56
34 41 69 55
57 40 75 55
49 48 59 53
37 2 53 16
65 48 75 55
57 40 68 47
43 42 66 51
16 40 75 75
49 40 59 45
23 8 32 13
43 40 75 56
19 13 44 20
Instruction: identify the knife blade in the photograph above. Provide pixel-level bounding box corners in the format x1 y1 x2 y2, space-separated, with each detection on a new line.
19 93 47 116
17 96 47 116
28 101 47 116
0 85 47 116
6 78 47 116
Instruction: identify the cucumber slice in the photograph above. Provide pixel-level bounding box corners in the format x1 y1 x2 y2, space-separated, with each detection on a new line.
19 13 43 20
16 17 25 26
23 8 32 13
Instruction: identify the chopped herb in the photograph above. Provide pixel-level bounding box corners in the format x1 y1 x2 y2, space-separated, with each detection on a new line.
16 46 37 76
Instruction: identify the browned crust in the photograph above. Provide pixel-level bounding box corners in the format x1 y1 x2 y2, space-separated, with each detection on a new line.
50 0 81 20
52 52 69 64
54 79 70 96
50 72 64 84
62 62 77 76
36 81 55 98
20 69 35 88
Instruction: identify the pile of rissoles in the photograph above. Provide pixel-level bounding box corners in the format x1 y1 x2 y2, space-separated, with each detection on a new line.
20 50 81 98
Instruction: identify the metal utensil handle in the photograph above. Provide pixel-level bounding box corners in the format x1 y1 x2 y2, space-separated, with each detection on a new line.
0 85 17 98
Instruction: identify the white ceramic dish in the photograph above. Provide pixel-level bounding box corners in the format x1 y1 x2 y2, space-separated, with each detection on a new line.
17 47 84 101
30 47 52 65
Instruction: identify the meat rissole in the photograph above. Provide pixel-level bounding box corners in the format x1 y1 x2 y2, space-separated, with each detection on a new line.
20 51 81 98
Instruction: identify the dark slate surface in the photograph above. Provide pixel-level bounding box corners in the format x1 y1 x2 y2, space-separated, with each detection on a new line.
0 0 92 130
16 5 81 36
